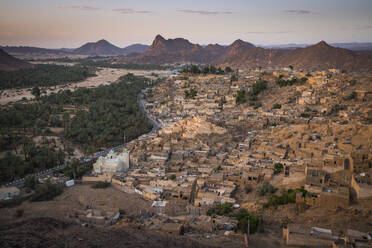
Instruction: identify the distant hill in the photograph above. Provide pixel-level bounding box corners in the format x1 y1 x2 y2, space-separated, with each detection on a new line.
271 41 372 72
0 49 34 71
263 42 372 51
121 44 149 55
73 39 124 56
0 46 69 54
2 41 149 56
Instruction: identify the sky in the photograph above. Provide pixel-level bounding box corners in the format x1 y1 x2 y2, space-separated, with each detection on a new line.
0 0 371 48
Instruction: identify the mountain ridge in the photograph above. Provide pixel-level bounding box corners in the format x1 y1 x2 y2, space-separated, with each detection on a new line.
0 49 34 71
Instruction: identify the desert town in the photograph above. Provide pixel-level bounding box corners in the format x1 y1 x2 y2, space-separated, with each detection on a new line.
1 66 372 247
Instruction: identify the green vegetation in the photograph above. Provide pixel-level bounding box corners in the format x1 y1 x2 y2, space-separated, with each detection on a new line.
30 181 64 202
244 184 253 194
345 91 356 100
230 74 238 82
42 74 154 152
207 202 234 216
57 159 93 179
257 182 277 196
0 144 65 184
184 88 197 99
207 203 262 234
251 80 268 96
272 103 282 110
24 175 39 190
181 64 229 75
273 163 284 174
0 74 156 184
31 86 41 98
38 57 172 71
169 174 176 180
225 66 232 73
263 187 308 208
235 90 246 104
276 77 307 87
235 208 262 234
92 181 111 189
253 102 262 109
0 64 95 89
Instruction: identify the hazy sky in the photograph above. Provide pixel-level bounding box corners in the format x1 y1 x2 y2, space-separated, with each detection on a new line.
1 0 371 48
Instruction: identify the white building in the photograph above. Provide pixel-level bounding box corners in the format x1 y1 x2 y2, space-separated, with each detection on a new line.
93 149 130 174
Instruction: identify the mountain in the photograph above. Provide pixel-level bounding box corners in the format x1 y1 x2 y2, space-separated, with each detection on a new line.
263 42 372 51
73 39 124 56
121 44 149 55
0 46 69 54
1 42 149 56
213 39 256 65
271 41 372 72
132 36 372 72
0 49 34 71
134 35 232 64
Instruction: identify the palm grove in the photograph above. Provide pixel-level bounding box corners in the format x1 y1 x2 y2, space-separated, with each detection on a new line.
0 72 157 184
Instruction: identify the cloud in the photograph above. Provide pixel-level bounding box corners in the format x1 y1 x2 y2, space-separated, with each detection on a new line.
283 10 317 15
340 25 372 30
357 25 372 30
57 5 100 11
178 9 234 15
246 31 295 34
113 8 154 14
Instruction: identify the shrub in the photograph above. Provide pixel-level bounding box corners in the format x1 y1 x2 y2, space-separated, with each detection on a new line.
273 163 284 174
30 182 63 202
254 102 262 109
263 187 308 208
230 74 238 82
15 209 24 217
346 91 356 100
169 174 176 180
257 182 277 196
236 90 246 104
300 112 311 118
244 184 253 194
184 89 197 99
234 208 262 234
251 80 268 96
207 202 233 216
92 181 111 189
24 175 38 190
272 103 281 109
248 95 258 101
119 209 126 216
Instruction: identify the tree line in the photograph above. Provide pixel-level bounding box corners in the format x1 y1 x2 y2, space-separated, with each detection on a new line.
0 64 95 89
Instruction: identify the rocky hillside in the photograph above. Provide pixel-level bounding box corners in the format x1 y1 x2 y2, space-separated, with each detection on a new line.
0 218 227 248
131 35 372 72
271 41 372 71
0 49 34 71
